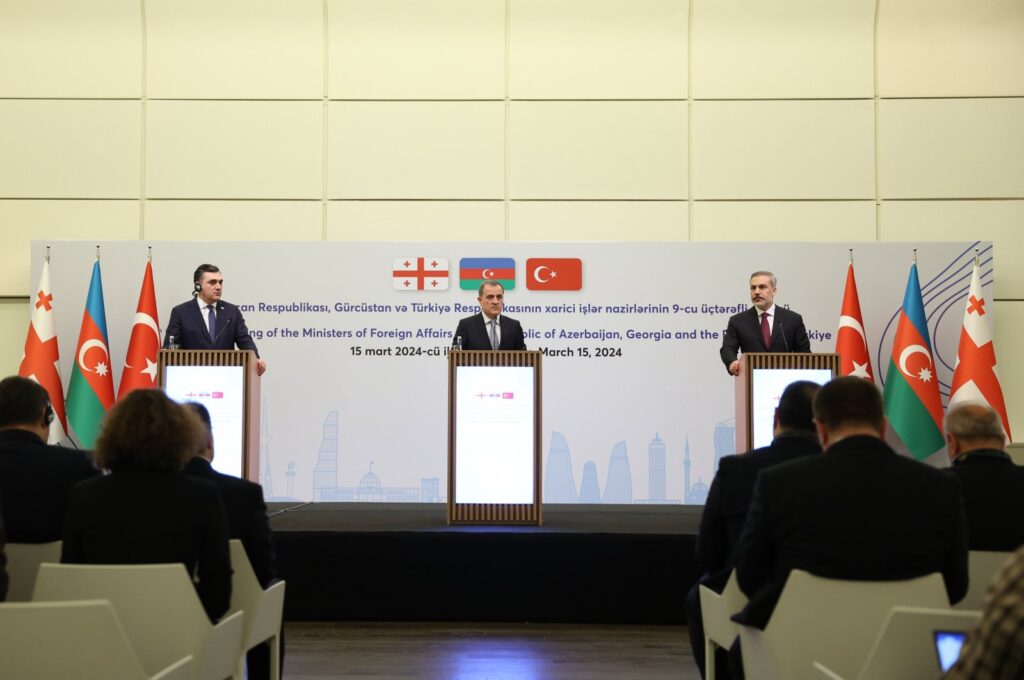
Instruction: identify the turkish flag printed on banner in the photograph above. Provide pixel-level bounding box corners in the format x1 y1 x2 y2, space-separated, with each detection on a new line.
117 260 161 399
525 258 583 291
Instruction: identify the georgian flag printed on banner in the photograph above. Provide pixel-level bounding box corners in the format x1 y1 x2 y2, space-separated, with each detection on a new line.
525 258 583 291
392 257 450 291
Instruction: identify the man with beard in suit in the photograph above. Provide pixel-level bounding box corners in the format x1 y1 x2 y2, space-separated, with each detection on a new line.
720 271 811 376
164 264 266 375
452 281 527 351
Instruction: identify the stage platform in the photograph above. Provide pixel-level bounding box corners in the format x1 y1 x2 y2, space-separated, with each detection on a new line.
270 503 702 624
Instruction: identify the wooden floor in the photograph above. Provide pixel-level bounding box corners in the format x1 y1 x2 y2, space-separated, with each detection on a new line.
284 621 699 680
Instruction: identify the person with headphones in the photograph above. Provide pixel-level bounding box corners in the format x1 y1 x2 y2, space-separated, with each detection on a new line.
0 376 98 543
163 264 267 375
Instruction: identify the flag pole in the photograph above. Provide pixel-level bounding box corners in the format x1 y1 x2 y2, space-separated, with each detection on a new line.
147 245 152 262
848 247 853 264
95 244 100 261
46 244 51 264
913 247 917 265
974 248 979 267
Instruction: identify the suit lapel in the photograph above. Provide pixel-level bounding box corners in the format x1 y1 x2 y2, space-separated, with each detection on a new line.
188 302 213 344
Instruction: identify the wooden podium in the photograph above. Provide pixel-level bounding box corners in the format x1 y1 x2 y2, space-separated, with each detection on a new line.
735 352 839 453
157 349 261 482
448 350 542 526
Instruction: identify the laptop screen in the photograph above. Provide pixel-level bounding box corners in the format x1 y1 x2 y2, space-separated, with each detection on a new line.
934 630 968 671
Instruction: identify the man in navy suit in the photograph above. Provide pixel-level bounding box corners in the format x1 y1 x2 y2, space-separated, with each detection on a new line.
452 281 527 351
164 264 267 375
720 271 810 376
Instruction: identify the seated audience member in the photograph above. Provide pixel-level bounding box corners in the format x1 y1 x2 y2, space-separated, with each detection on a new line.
686 380 822 678
943 403 1024 551
944 544 1024 679
61 389 232 621
730 377 969 677
1 490 7 601
183 402 279 680
0 376 98 542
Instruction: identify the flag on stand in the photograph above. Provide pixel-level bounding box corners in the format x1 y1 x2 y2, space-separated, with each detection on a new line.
117 259 161 399
948 261 1013 440
835 262 874 380
66 260 116 448
883 262 945 460
18 258 68 443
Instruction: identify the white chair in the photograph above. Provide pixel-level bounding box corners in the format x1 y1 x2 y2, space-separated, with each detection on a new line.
699 571 748 680
228 539 286 680
738 570 949 680
0 599 194 680
3 541 61 601
33 563 244 680
954 550 1013 611
812 606 981 679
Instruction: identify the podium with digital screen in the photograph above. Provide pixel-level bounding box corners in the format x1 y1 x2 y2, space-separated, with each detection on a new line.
735 352 840 452
158 349 261 482
448 350 542 525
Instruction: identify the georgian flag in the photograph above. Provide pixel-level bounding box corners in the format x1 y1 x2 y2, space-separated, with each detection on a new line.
392 257 449 291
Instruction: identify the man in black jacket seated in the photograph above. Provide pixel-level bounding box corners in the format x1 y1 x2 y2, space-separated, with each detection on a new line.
0 376 98 543
730 377 969 678
943 403 1024 551
183 402 279 680
686 380 822 679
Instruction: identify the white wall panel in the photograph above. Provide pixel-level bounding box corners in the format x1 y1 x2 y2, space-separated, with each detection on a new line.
879 200 1024 298
147 0 324 99
0 0 141 98
691 201 875 241
879 99 1024 199
692 0 873 99
145 201 323 241
0 200 139 295
510 0 687 99
328 101 505 199
691 100 875 199
327 201 504 240
329 0 504 99
0 300 30 375
878 0 1024 97
146 101 323 199
0 100 141 199
509 201 687 240
510 101 687 199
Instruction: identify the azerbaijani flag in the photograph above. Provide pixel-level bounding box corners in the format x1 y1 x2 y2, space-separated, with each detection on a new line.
66 260 116 448
459 257 515 291
882 262 944 460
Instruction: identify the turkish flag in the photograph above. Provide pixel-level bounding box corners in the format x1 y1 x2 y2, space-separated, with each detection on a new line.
525 258 583 291
834 263 874 380
117 260 161 399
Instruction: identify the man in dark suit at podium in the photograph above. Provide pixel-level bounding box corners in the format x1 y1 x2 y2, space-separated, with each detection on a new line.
452 281 527 350
164 264 266 375
720 271 810 376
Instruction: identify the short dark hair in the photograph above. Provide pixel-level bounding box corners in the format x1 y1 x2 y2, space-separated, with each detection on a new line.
95 389 204 473
776 380 821 433
0 375 51 428
813 376 884 433
193 264 220 285
478 281 504 297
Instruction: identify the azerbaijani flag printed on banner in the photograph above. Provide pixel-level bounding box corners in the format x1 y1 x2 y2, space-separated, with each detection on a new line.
67 260 116 448
459 257 515 291
882 262 944 460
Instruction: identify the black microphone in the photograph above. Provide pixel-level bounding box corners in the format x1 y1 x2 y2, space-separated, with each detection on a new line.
778 319 790 352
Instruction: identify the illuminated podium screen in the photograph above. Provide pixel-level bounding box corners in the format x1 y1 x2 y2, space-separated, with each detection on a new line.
163 365 246 478
750 367 833 449
453 365 536 505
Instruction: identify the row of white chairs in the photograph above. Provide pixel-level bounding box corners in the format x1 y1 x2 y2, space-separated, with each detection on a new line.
0 539 284 680
700 550 1013 680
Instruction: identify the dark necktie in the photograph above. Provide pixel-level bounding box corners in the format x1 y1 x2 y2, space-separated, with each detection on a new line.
761 312 771 348
207 304 217 340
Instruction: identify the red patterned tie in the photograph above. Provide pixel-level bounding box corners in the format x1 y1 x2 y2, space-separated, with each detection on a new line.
761 312 771 348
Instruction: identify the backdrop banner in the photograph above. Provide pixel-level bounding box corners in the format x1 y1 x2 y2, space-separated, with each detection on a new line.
31 240 993 504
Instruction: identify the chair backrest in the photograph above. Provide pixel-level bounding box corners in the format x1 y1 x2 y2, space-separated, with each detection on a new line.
228 539 286 651
955 550 1013 611
700 570 748 648
0 599 191 680
3 541 61 601
32 563 212 678
741 569 950 680
853 606 981 680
